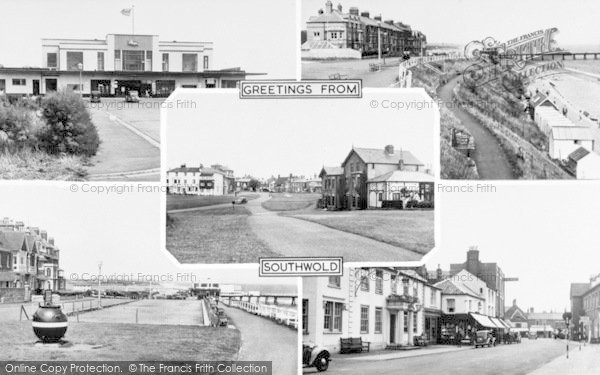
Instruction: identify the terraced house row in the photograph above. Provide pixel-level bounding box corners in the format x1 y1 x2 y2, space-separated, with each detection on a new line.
0 217 64 302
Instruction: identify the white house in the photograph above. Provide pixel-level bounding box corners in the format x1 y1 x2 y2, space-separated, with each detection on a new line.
567 147 600 179
167 164 234 196
549 126 594 160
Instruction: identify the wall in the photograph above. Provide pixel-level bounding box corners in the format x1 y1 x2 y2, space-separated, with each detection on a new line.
301 48 361 60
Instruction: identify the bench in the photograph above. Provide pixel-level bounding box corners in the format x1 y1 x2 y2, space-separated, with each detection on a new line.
340 337 370 353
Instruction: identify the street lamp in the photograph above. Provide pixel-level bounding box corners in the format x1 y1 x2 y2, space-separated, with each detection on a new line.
77 62 83 98
377 21 382 65
97 261 103 308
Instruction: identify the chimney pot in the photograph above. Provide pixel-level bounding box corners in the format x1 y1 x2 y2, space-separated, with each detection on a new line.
360 11 370 18
384 145 394 154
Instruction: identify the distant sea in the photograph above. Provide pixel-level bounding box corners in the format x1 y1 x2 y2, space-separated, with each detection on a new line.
561 44 600 53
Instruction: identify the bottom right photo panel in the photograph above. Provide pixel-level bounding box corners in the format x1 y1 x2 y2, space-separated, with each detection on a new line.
302 183 600 374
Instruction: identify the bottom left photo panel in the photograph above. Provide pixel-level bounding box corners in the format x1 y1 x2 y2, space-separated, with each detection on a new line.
0 183 298 375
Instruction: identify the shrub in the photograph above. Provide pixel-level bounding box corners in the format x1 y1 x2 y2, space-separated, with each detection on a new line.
38 91 100 156
0 104 39 151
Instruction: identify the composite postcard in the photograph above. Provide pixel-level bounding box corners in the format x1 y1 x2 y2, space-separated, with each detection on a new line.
0 1 599 375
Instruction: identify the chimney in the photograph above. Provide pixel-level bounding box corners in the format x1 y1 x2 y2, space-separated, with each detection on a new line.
385 19 394 25
513 299 517 307
325 0 333 13
337 3 342 12
41 230 47 241
374 15 382 22
180 163 186 168
49 238 54 246
349 7 359 16
384 144 394 155
360 11 370 18
436 265 442 280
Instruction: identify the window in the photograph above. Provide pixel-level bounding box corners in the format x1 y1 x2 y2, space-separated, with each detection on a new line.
447 298 456 313
314 32 320 37
413 312 418 333
360 275 370 292
402 278 409 296
430 289 436 306
97 52 104 71
378 193 383 201
203 55 209 70
115 50 121 59
66 51 83 71
403 311 408 332
47 53 57 69
375 307 382 333
302 299 309 334
375 270 383 294
182 53 198 72
360 306 369 333
391 274 397 294
222 80 238 88
162 53 169 71
12 79 26 86
323 301 343 332
413 282 418 298
328 276 341 288
122 50 145 71
393 192 401 200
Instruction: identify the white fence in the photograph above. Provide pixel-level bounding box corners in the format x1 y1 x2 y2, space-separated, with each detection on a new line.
224 299 297 329
398 53 464 87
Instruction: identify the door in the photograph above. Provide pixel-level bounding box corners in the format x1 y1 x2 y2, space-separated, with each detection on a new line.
32 80 40 95
0 79 5 94
369 191 377 208
390 313 396 343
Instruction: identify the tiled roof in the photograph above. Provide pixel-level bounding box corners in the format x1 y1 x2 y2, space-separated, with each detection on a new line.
568 147 592 162
368 170 433 183
307 11 346 23
350 147 423 166
320 166 344 177
433 279 483 299
0 231 28 252
168 166 201 173
570 283 591 297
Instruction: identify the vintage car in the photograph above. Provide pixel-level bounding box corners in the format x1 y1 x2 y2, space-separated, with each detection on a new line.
303 342 330 372
233 197 248 204
474 330 495 348
125 90 140 103
90 90 101 103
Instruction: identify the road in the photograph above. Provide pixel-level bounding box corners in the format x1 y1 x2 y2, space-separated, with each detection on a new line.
245 194 422 262
222 305 297 375
86 98 161 181
302 58 404 87
438 76 515 179
316 339 567 375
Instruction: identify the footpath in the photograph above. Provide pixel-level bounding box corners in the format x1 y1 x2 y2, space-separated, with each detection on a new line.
527 342 600 375
341 345 471 362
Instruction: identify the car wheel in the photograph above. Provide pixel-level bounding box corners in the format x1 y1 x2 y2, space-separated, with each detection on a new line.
315 355 329 372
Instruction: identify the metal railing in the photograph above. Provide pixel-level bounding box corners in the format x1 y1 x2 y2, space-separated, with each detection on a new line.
223 299 297 329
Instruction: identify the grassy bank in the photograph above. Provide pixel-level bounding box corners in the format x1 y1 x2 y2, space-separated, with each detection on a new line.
167 193 259 211
261 193 320 212
0 149 88 180
286 210 434 254
0 321 240 360
166 206 278 263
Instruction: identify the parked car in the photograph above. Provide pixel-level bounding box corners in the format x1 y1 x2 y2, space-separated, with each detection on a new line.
216 308 228 326
528 332 538 340
125 90 140 102
234 197 247 204
90 90 101 103
413 334 428 346
474 330 496 348
303 342 330 372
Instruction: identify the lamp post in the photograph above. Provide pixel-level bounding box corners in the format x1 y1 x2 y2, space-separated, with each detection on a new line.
97 261 103 308
77 62 83 98
377 22 382 65
563 312 572 358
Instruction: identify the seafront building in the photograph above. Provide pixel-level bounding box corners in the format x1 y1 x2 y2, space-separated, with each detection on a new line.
319 145 433 210
167 164 235 196
0 218 64 302
303 1 426 58
0 33 258 97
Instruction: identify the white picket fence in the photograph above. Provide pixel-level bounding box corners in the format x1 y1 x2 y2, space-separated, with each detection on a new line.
224 299 297 329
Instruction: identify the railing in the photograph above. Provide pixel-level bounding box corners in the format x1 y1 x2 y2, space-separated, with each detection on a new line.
223 299 297 329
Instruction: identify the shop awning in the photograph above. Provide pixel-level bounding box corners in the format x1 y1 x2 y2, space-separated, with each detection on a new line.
490 317 506 330
469 313 496 329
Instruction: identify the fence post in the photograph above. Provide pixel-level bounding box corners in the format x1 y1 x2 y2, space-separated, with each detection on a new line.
136 308 139 324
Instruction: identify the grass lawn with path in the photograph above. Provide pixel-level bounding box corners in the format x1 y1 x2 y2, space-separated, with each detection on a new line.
261 193 320 211
0 321 240 360
167 206 278 263
167 193 260 211
285 209 434 254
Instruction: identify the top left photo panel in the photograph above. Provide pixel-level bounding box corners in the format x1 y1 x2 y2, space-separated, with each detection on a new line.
0 0 298 181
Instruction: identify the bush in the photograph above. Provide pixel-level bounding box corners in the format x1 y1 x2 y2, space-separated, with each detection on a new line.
38 91 99 156
0 104 40 151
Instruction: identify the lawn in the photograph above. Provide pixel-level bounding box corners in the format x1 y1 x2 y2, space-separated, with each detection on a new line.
0 321 240 360
261 193 320 211
166 206 278 263
167 193 259 211
0 150 89 180
286 209 434 254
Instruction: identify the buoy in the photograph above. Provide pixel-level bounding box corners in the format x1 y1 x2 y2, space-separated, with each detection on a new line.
32 304 68 343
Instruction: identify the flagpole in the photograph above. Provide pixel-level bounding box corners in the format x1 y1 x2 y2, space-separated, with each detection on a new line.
131 5 135 36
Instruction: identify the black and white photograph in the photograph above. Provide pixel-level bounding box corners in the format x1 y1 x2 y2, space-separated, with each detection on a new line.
301 0 600 180
0 184 297 373
165 90 436 264
0 0 295 181
301 182 600 375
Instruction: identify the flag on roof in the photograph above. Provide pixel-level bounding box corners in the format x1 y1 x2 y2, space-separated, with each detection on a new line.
121 8 132 16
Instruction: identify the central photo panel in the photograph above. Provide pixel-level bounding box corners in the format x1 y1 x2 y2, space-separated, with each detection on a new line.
163 89 438 264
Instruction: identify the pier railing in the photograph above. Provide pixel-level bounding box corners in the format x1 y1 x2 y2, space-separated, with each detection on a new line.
223 299 297 330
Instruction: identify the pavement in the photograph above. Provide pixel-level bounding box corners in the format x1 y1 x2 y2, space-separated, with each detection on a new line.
245 194 422 262
221 305 297 375
0 298 130 322
302 58 404 87
527 341 600 375
86 98 161 181
438 76 515 179
315 339 567 375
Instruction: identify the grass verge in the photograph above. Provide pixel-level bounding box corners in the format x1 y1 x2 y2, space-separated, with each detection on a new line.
166 206 278 263
285 209 434 254
261 193 320 212
167 193 259 211
0 321 240 360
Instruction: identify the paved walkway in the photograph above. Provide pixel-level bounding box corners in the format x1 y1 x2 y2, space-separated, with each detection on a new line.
438 76 515 179
222 305 297 375
344 345 471 361
527 341 600 375
245 194 421 262
302 58 403 87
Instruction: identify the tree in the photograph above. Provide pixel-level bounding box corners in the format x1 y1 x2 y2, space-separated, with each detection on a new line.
249 178 260 192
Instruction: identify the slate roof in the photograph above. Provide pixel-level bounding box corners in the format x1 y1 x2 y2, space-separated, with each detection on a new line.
433 278 483 299
0 231 28 252
346 147 423 166
319 166 344 178
505 304 528 321
570 283 591 297
568 147 591 162
368 170 434 183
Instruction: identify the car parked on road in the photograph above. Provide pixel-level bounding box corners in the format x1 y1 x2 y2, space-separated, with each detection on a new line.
90 90 101 103
474 330 496 348
125 90 140 103
303 342 330 372
234 197 247 204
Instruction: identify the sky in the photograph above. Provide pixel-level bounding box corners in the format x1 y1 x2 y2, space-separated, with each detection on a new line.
0 183 295 287
0 0 297 78
165 90 435 179
425 182 600 313
302 0 600 48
